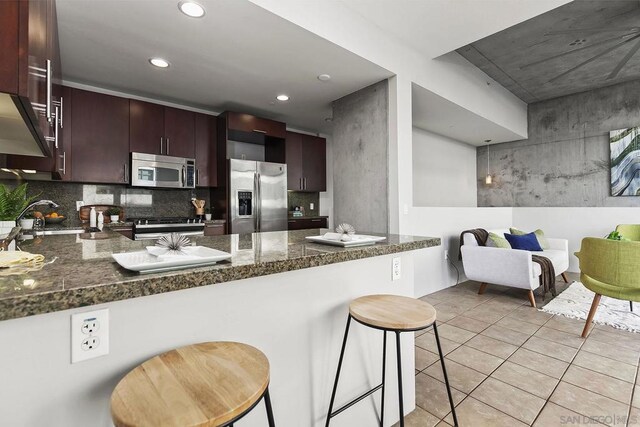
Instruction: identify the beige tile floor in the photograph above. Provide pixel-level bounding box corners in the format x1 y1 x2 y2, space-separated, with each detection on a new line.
403 274 640 426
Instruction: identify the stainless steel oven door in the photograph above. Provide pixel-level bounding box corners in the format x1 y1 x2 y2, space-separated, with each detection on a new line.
134 230 204 241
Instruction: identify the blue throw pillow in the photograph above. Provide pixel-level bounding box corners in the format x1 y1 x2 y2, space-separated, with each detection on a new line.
504 232 543 251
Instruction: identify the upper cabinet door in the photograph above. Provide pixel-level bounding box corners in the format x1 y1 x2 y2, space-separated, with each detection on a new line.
285 131 303 190
301 135 326 192
71 88 130 184
130 100 164 155
227 112 286 139
164 107 195 158
195 113 217 187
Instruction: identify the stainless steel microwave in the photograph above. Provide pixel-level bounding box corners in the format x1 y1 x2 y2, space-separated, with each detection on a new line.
130 152 196 189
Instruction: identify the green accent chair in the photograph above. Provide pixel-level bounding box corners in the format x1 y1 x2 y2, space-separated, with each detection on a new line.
575 237 640 337
616 224 640 241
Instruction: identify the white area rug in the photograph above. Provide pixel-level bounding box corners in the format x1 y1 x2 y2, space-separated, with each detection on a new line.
541 282 640 333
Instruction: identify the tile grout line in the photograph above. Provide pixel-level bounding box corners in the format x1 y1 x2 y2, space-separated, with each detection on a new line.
626 352 640 426
420 295 555 425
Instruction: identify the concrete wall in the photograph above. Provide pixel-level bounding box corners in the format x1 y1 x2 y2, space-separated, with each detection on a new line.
332 80 389 233
478 80 640 207
413 128 477 207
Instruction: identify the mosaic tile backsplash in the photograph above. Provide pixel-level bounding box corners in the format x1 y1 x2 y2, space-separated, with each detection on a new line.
0 179 211 227
287 191 320 217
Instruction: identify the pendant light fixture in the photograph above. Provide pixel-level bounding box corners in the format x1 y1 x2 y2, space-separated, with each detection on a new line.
484 140 492 185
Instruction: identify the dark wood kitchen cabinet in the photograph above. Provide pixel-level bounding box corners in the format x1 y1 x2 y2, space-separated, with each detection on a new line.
287 217 327 230
71 88 130 184
129 101 195 158
226 112 286 139
0 0 61 157
195 113 217 187
129 100 165 155
285 131 326 192
164 107 195 158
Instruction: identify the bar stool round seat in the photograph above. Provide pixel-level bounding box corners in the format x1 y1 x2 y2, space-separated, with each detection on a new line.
110 341 275 427
349 294 437 330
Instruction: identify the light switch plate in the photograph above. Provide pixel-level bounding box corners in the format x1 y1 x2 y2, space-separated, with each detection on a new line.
71 308 109 363
392 257 401 281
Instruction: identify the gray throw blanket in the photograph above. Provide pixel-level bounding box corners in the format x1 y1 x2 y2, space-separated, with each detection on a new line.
459 228 556 297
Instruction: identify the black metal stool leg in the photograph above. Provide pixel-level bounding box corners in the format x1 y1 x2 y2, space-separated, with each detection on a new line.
325 315 352 427
395 331 404 427
380 331 387 427
433 322 458 427
264 387 276 427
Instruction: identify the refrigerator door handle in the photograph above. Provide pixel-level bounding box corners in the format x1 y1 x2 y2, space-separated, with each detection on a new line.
253 172 259 232
256 172 262 231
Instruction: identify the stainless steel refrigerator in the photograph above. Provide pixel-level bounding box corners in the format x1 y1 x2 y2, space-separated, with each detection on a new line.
229 159 288 234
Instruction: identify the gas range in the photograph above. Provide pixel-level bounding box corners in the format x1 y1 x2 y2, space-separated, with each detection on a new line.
130 217 205 241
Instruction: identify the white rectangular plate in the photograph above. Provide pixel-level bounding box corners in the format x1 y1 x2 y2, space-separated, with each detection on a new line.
112 246 231 274
305 234 386 247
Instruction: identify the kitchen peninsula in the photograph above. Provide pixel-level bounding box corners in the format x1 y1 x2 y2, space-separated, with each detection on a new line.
0 229 439 427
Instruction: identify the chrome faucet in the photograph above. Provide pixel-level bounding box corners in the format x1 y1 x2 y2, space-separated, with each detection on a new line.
16 200 60 222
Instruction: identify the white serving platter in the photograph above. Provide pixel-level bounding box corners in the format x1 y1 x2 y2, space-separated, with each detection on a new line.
112 246 231 274
305 234 386 247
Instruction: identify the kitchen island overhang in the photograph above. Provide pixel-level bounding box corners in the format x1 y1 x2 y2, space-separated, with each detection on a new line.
0 229 440 427
0 229 439 321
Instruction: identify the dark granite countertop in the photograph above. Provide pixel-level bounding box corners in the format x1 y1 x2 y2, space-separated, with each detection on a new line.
0 229 439 321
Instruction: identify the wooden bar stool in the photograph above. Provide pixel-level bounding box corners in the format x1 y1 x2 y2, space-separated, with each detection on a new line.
325 295 458 427
111 342 276 427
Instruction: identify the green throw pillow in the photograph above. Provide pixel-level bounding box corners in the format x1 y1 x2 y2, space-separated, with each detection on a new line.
510 228 549 249
486 232 511 249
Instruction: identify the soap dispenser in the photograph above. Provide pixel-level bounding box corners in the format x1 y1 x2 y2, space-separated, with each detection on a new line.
89 207 97 228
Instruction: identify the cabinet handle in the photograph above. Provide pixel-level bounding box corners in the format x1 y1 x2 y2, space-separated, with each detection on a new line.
196 169 200 186
303 177 307 190
46 60 52 123
59 152 66 175
252 129 267 134
299 178 302 190
311 219 322 222
160 137 164 154
166 138 170 154
54 106 59 148
59 97 63 128
123 163 128 182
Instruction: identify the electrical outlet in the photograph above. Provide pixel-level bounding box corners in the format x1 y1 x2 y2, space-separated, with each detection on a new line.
71 309 109 363
75 201 84 211
310 202 314 210
81 336 100 351
392 257 401 281
444 250 448 260
81 318 100 335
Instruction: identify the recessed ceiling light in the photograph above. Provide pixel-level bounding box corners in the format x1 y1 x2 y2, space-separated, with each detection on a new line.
178 1 205 18
149 58 170 68
276 94 289 101
318 74 331 82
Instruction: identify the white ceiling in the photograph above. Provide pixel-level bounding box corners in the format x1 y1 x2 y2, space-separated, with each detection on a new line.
412 83 524 145
339 0 571 59
56 0 393 133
